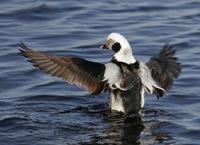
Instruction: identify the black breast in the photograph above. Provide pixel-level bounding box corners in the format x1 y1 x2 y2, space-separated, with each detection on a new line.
111 59 143 114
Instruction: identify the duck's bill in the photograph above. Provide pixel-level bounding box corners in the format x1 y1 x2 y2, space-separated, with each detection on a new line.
100 44 109 49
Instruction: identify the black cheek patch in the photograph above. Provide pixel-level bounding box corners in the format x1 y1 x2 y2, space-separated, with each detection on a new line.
112 42 121 52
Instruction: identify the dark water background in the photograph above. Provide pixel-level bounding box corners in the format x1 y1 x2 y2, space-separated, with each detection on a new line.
0 0 200 145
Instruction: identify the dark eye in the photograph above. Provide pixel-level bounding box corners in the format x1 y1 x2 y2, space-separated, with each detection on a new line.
112 42 121 52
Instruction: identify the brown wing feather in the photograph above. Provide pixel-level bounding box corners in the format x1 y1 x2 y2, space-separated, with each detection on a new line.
18 42 105 95
147 44 181 97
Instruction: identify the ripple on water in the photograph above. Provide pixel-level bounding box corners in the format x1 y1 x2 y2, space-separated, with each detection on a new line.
0 116 29 128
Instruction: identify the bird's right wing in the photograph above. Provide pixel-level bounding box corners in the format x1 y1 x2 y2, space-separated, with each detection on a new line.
146 45 181 97
18 42 106 95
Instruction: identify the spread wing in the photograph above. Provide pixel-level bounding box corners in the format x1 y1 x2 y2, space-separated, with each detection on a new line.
146 44 181 97
18 42 106 95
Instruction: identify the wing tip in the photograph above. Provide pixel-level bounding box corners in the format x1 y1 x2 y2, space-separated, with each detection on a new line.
161 44 176 56
18 43 28 58
18 41 35 58
18 41 25 49
18 41 32 51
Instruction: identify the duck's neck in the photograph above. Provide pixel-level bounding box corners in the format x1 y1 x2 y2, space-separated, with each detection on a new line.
114 51 136 64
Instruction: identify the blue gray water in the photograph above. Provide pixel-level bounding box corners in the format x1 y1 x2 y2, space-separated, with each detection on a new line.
0 0 200 145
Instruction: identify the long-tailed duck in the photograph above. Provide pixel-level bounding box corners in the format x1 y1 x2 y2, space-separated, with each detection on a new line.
19 33 181 114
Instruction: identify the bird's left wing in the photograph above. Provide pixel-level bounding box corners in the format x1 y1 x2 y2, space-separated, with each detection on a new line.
18 42 106 95
146 44 181 97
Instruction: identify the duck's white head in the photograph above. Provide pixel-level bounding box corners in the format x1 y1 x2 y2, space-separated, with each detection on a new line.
102 33 136 64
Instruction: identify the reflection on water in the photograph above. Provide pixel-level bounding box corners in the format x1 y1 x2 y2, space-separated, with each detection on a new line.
104 114 144 145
